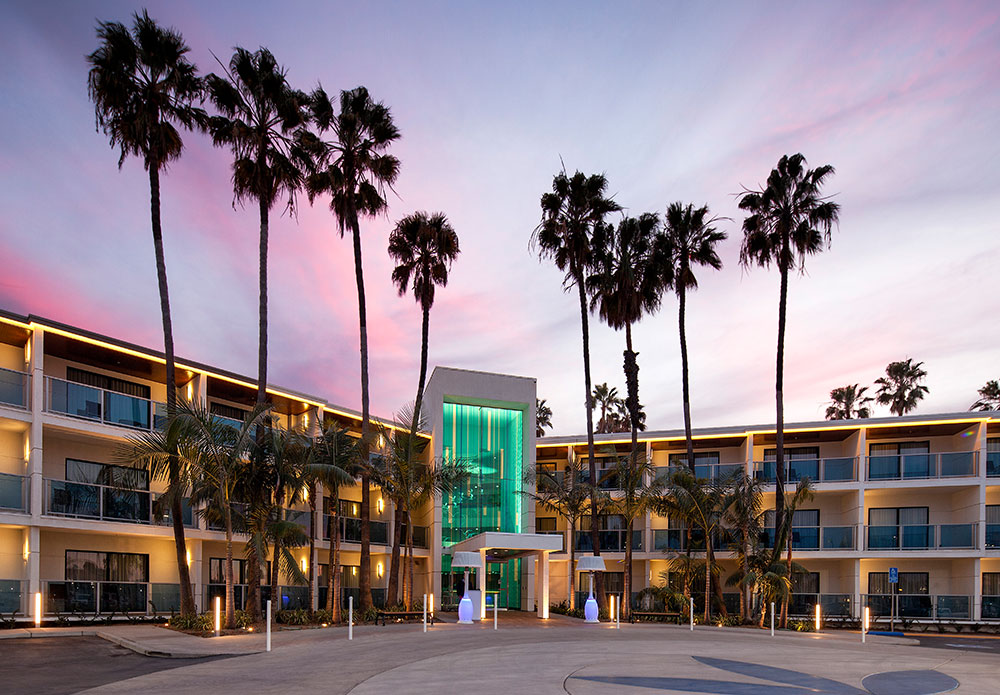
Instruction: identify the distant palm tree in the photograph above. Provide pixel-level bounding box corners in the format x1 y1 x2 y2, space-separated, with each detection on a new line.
591 383 620 434
589 213 664 469
825 384 874 420
88 10 204 617
307 86 400 611
723 472 764 623
532 168 621 600
738 153 839 540
609 453 663 619
777 478 813 627
874 359 929 416
536 398 553 438
659 203 726 474
971 380 1000 412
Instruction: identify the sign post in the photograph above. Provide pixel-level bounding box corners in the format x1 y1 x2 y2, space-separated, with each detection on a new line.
889 567 898 633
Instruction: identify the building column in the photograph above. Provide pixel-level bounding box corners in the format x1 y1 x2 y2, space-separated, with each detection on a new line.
479 548 488 620
191 539 203 612
536 550 550 618
29 328 43 520
25 526 39 614
973 557 982 621
852 558 862 620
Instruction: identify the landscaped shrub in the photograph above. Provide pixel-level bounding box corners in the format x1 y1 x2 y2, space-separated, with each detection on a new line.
275 608 310 625
168 613 213 631
788 619 815 632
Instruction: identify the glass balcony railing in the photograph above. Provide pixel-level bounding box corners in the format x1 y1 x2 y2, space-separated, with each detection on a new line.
0 367 29 409
986 524 1000 549
0 472 27 512
45 580 149 614
754 457 857 483
866 452 978 481
761 525 857 550
44 376 165 431
284 508 311 536
45 478 151 524
0 579 25 614
400 523 429 548
574 529 643 552
322 515 389 545
983 596 1000 620
987 452 1000 477
154 496 196 529
865 523 978 550
863 594 970 620
653 463 745 482
788 593 853 617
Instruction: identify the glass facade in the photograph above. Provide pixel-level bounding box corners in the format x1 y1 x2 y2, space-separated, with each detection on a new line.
441 402 524 608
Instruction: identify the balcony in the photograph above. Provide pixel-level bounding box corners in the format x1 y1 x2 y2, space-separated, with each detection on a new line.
753 457 857 483
574 529 643 552
0 473 28 512
988 452 1000 478
983 596 1000 619
866 452 978 481
322 515 389 545
761 525 857 551
788 593 853 617
0 367 29 409
45 478 152 524
655 463 744 482
863 593 971 620
45 580 148 614
865 523 978 550
400 523 429 549
44 376 166 431
284 508 311 536
154 496 197 529
987 524 1000 549
0 579 25 614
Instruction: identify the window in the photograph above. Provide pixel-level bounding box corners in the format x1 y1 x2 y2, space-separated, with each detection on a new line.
209 402 249 421
67 367 150 399
791 572 819 594
579 515 625 531
536 517 556 533
765 509 820 527
984 573 1000 596
868 507 928 526
324 498 363 518
764 447 819 461
66 550 148 582
869 571 928 595
210 557 246 585
669 451 720 468
987 505 1000 525
66 459 148 490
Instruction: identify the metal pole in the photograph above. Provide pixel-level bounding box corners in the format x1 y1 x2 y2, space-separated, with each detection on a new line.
690 597 694 631
423 593 427 633
891 591 895 633
348 595 353 641
770 602 775 637
266 599 271 652
494 594 498 630
616 595 620 630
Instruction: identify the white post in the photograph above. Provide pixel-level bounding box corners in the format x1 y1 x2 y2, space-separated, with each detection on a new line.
348 595 353 641
770 602 775 637
690 597 694 631
616 595 620 630
493 595 498 631
863 605 869 643
423 593 427 633
214 596 220 637
266 600 271 652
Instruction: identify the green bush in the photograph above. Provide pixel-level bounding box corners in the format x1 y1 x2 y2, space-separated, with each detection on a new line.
310 609 333 624
168 613 213 631
788 619 815 632
275 608 310 625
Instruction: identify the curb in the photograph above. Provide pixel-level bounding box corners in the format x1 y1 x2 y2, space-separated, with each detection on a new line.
0 629 98 639
95 630 263 659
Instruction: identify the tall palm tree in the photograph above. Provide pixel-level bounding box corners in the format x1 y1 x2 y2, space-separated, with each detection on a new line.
261 427 310 602
310 425 357 620
825 384 874 420
536 398 553 438
590 383 619 434
777 478 813 627
589 213 665 471
738 153 839 539
971 380 1000 411
609 453 663 619
532 169 620 604
659 203 726 474
723 472 764 623
307 87 400 610
874 359 929 416
87 10 204 617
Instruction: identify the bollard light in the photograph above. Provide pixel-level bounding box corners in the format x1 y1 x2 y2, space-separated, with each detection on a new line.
609 596 614 623
863 605 870 643
864 605 870 632
214 596 221 636
429 593 434 617
815 603 821 631
34 591 41 628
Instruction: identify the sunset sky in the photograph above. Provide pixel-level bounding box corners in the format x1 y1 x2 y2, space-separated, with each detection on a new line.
1 1 998 434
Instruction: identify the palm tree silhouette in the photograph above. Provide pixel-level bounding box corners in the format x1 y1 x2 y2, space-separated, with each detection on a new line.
826 384 874 420
87 10 204 616
971 380 1000 411
875 359 929 416
536 398 554 438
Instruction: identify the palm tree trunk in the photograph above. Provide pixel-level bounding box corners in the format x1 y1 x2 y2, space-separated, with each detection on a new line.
781 530 792 628
256 194 269 407
704 532 712 623
773 262 789 546
679 285 696 475
740 529 749 623
308 494 316 611
624 517 633 620
350 212 374 612
568 518 576 611
387 510 402 606
270 490 284 606
405 508 414 610
148 165 195 616
224 503 235 630
325 502 339 618
576 278 603 605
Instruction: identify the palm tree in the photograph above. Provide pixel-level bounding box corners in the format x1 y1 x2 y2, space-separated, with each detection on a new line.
777 478 813 627
536 398 553 438
590 383 619 434
723 472 764 623
262 427 310 602
589 213 664 472
874 359 929 416
659 203 726 474
738 153 839 540
608 453 663 619
971 380 1000 411
87 10 204 617
532 168 621 604
522 459 592 610
307 86 400 611
310 424 357 619
826 384 874 420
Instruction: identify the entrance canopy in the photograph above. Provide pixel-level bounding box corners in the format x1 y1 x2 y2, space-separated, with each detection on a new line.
446 532 560 619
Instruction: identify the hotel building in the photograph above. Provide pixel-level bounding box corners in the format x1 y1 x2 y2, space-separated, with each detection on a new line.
1 308 998 623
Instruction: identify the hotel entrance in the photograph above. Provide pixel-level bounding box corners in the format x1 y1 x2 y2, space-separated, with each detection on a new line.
486 557 521 609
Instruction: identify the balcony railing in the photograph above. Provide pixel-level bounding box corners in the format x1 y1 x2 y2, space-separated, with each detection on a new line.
0 472 28 512
865 523 978 550
45 580 157 614
44 376 166 431
322 515 389 545
987 524 1000 549
0 367 29 409
753 457 858 483
788 593 853 617
45 478 151 524
866 451 978 481
983 595 1000 619
654 463 744 482
863 593 971 620
0 579 25 615
284 508 311 536
988 452 1000 477
574 529 643 552
762 525 857 550
154 496 197 529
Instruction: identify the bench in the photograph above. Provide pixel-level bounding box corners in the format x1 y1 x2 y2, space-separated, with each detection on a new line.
375 610 436 626
629 611 681 624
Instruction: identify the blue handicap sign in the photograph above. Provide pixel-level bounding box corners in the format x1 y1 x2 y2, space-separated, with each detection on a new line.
889 567 898 583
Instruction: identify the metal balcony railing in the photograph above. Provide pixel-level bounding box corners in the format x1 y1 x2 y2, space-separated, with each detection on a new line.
761 525 857 550
866 451 978 481
0 367 29 409
322 515 389 545
753 457 858 483
787 593 853 617
864 523 978 550
45 478 152 524
43 580 177 614
44 376 166 431
574 529 643 552
862 593 971 620
0 579 25 615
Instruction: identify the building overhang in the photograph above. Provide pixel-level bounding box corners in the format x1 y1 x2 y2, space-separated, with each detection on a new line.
446 531 562 560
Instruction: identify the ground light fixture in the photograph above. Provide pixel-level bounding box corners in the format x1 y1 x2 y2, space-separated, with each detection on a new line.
576 555 606 623
451 551 480 624
34 591 41 628
815 603 821 631
214 596 221 636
